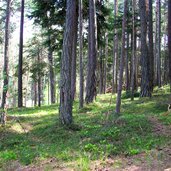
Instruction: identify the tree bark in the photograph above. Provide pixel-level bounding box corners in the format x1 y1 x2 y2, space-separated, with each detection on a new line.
139 0 151 97
168 0 171 89
1 0 11 125
112 0 118 94
85 0 97 104
148 0 154 91
18 0 25 108
79 0 84 108
131 0 136 100
71 13 78 101
156 0 161 87
48 35 56 104
115 0 128 114
59 0 76 125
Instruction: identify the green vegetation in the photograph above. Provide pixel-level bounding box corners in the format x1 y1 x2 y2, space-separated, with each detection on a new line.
0 86 171 170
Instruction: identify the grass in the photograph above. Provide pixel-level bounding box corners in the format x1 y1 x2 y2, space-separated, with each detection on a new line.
0 86 171 170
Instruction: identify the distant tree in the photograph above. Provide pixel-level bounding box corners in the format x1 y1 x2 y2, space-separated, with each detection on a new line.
115 0 128 114
85 0 97 104
168 0 171 89
139 0 151 97
59 0 77 125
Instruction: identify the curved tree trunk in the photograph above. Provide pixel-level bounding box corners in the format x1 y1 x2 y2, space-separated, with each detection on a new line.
59 0 77 125
115 0 128 114
85 0 97 104
18 0 25 108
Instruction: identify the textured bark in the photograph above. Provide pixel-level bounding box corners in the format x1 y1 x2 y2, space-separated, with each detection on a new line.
99 47 104 94
103 32 108 94
1 0 11 112
71 13 78 101
85 0 97 104
115 0 128 114
125 33 130 92
139 0 151 97
37 50 41 107
34 82 37 106
18 0 25 108
79 0 84 108
131 0 136 100
59 0 76 125
48 37 56 104
156 0 161 87
169 0 171 89
148 0 154 91
112 0 118 94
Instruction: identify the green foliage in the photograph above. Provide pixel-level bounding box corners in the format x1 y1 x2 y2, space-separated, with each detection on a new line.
122 91 140 99
0 87 171 169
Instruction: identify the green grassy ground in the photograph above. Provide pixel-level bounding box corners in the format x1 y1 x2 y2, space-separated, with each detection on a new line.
0 86 171 170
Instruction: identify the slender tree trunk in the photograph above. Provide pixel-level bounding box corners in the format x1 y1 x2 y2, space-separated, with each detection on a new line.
156 0 161 87
85 0 97 104
99 47 103 94
48 35 56 104
139 0 151 97
71 13 78 101
1 0 11 110
59 0 76 125
131 0 136 100
18 0 25 108
112 0 118 94
103 32 108 94
168 0 171 90
34 82 37 106
79 0 84 108
115 0 128 114
126 33 130 93
37 50 41 107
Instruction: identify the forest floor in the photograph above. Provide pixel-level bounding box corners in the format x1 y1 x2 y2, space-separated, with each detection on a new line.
0 86 171 171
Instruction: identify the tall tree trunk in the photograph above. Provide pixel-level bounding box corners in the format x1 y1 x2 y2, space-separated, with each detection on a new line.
168 0 171 89
99 47 103 94
156 0 161 87
18 0 25 108
48 35 56 104
148 0 154 91
115 0 128 114
34 82 37 106
139 0 151 97
112 0 118 94
126 33 130 93
1 0 11 125
59 0 76 125
131 0 136 100
85 0 97 104
1 0 11 110
37 49 41 107
103 32 108 94
71 14 78 101
79 0 84 109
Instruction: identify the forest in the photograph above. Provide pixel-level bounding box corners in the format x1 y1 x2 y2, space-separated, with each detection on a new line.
0 0 171 170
